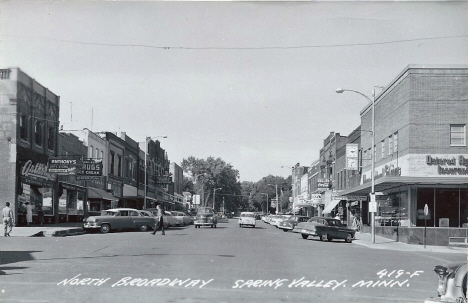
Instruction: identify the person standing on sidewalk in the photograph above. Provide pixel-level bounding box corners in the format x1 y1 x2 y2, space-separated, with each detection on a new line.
151 204 165 235
37 206 44 227
25 202 33 227
3 202 14 237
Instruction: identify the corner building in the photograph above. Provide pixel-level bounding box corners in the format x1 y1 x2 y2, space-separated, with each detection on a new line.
340 65 468 245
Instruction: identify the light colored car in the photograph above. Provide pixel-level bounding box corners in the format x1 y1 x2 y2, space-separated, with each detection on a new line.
425 263 467 303
146 208 178 228
194 207 217 228
270 215 292 227
170 211 193 226
278 216 309 232
239 212 256 228
83 208 155 233
294 216 355 243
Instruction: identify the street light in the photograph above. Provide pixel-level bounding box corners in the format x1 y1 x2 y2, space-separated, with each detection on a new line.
268 183 279 215
142 136 167 210
336 87 376 243
213 187 222 210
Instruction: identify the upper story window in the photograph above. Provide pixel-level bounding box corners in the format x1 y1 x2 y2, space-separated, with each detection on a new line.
393 132 398 154
381 140 385 159
89 145 94 158
35 120 43 146
20 115 28 140
450 124 466 146
47 125 54 150
388 135 393 155
110 152 115 175
117 155 122 177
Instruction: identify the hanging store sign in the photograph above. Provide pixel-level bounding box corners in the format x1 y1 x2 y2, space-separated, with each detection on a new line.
156 175 172 185
317 179 330 190
47 156 82 174
77 159 103 176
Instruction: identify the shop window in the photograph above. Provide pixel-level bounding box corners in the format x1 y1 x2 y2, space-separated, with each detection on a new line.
377 191 408 227
47 125 54 150
436 189 461 227
450 124 466 146
35 120 43 146
20 114 28 140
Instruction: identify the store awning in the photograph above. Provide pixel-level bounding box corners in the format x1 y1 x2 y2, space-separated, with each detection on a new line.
88 187 118 202
338 176 468 197
322 199 341 214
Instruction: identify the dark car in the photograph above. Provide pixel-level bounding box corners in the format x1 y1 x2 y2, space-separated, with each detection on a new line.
425 263 467 303
278 215 309 232
83 208 155 233
194 207 218 228
293 216 355 243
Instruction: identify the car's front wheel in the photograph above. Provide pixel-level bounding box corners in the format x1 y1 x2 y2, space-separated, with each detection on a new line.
140 225 149 232
301 234 308 239
345 234 353 243
321 233 329 242
282 229 288 232
100 224 110 234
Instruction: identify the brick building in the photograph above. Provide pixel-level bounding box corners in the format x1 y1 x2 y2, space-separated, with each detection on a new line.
340 65 468 245
0 68 60 225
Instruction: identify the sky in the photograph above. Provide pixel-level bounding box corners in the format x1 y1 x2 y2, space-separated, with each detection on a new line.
1 1 467 182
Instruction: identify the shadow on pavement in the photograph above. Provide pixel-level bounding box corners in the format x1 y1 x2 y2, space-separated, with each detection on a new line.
0 250 41 275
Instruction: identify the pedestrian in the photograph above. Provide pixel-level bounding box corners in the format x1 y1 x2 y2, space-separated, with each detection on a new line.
25 202 33 227
151 204 165 235
37 206 44 227
2 202 14 237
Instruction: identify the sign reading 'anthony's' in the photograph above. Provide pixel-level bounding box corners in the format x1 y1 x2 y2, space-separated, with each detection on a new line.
48 156 82 173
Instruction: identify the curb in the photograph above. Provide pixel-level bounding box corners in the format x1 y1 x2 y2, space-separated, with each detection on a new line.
40 228 85 237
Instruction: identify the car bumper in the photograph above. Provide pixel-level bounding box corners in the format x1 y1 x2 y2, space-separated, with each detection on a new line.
195 222 216 226
83 223 101 229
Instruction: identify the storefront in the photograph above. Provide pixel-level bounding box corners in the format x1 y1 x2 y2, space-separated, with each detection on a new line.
17 159 56 225
59 182 87 222
87 187 118 216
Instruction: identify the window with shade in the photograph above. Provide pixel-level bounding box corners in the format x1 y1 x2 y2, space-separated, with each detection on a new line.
450 124 466 146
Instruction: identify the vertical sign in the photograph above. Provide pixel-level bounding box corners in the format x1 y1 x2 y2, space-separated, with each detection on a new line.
346 144 359 170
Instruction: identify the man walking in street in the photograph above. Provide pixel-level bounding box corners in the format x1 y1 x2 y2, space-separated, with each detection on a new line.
151 204 165 235
3 202 14 237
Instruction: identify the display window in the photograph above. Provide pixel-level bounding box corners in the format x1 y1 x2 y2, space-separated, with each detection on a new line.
376 191 408 227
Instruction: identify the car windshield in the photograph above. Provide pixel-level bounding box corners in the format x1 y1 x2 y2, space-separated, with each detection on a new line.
241 213 254 217
199 208 213 214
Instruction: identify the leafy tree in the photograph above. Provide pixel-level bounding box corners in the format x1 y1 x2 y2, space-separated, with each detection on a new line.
181 156 242 210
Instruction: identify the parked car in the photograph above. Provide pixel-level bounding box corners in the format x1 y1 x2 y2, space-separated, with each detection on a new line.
278 215 309 232
146 208 178 228
293 216 355 243
170 211 193 226
270 215 292 228
239 212 256 228
83 208 155 233
194 207 217 228
425 262 467 303
138 210 170 229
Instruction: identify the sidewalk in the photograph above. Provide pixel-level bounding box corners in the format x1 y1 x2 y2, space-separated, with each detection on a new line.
352 231 467 254
4 223 85 237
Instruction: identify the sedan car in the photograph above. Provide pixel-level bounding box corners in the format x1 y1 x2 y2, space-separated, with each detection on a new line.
83 208 155 233
170 211 193 226
293 216 355 243
239 212 256 228
425 263 467 303
194 207 217 228
278 215 309 232
146 208 178 228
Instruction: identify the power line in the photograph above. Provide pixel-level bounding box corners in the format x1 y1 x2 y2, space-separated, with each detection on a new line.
2 34 467 50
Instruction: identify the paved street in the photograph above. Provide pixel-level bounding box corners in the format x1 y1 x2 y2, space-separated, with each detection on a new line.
0 219 465 303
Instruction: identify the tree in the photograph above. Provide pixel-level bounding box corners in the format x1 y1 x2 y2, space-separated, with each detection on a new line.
181 156 242 210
